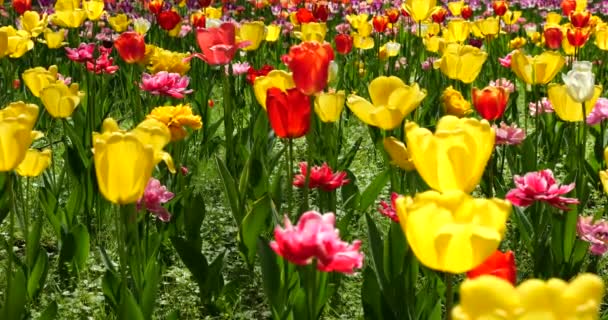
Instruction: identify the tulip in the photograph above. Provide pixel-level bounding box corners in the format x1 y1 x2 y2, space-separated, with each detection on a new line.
313 4 329 22
473 17 500 38
372 15 389 33
50 9 87 28
238 21 265 51
347 76 426 130
40 82 83 118
314 90 345 123
510 50 565 85
192 22 242 65
147 46 191 75
383 137 415 171
22 65 58 97
386 8 400 23
93 118 174 204
548 83 601 122
578 216 608 255
441 86 472 117
447 0 464 16
595 26 608 50
334 34 353 54
562 60 595 103
401 0 440 23
395 191 511 273
21 11 47 37
452 274 603 319
502 10 522 25
295 7 315 24
265 24 281 42
82 0 104 21
157 10 181 31
437 43 488 84
114 32 146 64
405 116 494 193
0 102 39 172
299 22 327 43
461 5 473 19
137 178 174 222
352 33 374 50
266 87 310 139
203 7 222 19
445 19 470 43
286 41 334 95
42 29 67 49
253 70 295 110
190 11 206 29
472 86 509 121
543 26 563 50
293 162 350 191
140 72 193 99
108 13 130 32
566 26 590 47
561 0 577 16
570 10 590 28
147 104 202 141
431 7 448 24
346 14 369 30
149 0 163 15
15 149 52 177
466 250 516 285
492 0 508 16
13 0 31 15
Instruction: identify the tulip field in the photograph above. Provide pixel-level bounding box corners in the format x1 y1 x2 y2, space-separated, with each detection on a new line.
5 0 608 318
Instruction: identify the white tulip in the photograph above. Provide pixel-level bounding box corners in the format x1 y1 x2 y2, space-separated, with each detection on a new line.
562 60 595 103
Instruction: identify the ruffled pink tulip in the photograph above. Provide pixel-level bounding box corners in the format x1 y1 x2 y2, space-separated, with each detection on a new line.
188 22 249 65
529 97 554 115
506 169 579 210
493 122 526 146
586 98 608 125
577 216 608 255
377 192 399 222
86 52 119 74
65 43 95 63
137 178 174 222
293 162 350 192
140 72 193 99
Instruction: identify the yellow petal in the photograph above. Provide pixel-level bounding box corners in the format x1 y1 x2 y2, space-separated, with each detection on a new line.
16 149 52 177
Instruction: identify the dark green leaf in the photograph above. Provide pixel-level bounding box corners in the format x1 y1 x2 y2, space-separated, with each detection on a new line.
359 169 390 211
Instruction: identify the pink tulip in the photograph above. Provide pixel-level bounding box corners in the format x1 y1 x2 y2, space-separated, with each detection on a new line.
187 22 250 65
137 178 174 222
577 216 608 255
529 97 554 115
377 192 399 222
86 52 119 74
506 169 579 210
493 122 526 146
293 162 350 192
140 72 193 99
499 51 515 68
586 98 608 125
65 43 95 63
270 211 363 274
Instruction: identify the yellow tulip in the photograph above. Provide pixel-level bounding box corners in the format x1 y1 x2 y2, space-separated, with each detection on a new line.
548 84 601 122
421 22 441 38
1 26 34 58
355 21 373 37
473 17 500 38
600 148 608 193
444 19 470 43
40 82 84 118
15 149 52 177
55 0 80 11
452 274 604 320
447 0 464 16
436 43 488 84
0 30 7 58
22 65 58 97
253 70 295 110
441 86 472 117
133 17 151 35
82 0 105 20
0 102 39 172
147 104 202 141
379 41 400 59
395 191 511 273
146 46 191 75
204 7 222 19
93 118 174 204
314 91 345 123
510 50 565 85
347 76 426 130
562 34 576 55
108 14 130 33
353 33 375 50
509 37 527 49
503 10 522 25
346 13 369 30
383 137 415 171
41 28 67 49
423 35 444 53
576 0 587 11
239 21 266 50
595 26 608 50
298 22 327 43
405 116 494 193
265 24 281 42
546 12 562 25
20 11 48 37
51 10 87 28
401 0 440 23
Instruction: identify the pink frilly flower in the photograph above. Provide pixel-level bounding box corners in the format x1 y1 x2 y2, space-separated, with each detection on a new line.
499 51 516 68
293 162 350 192
65 43 95 63
506 169 579 211
421 57 437 71
493 122 526 146
577 216 608 255
586 98 608 125
489 78 515 93
529 97 554 115
378 192 399 222
270 211 364 274
225 61 251 75
137 178 175 222
86 51 119 74
140 71 193 99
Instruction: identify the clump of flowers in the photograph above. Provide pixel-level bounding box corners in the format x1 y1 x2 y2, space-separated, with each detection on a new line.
270 211 364 273
577 216 608 255
140 72 193 99
506 169 579 210
293 162 350 191
493 122 526 146
137 178 174 222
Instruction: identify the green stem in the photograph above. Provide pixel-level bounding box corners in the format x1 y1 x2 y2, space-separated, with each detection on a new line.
286 138 294 216
223 66 234 174
115 205 128 290
444 273 453 320
6 173 16 295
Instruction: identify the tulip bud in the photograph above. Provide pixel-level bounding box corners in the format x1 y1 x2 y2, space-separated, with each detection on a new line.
561 0 577 16
157 10 182 31
313 4 329 22
472 86 510 121
492 0 508 16
432 7 448 24
544 26 563 50
12 0 31 15
461 6 473 19
149 0 164 15
114 31 146 64
334 34 353 54
562 61 595 103
386 8 400 23
570 10 590 28
373 15 389 33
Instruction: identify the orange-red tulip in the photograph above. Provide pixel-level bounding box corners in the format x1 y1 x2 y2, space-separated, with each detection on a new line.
114 32 146 64
296 7 315 24
157 10 181 31
266 87 311 138
191 11 206 29
12 0 31 15
334 34 353 54
472 86 509 121
149 0 163 15
567 27 590 47
373 15 389 33
570 10 590 28
561 0 576 16
431 7 448 24
286 41 334 95
313 4 329 22
492 0 508 16
461 5 473 19
386 8 400 23
466 250 517 285
544 26 563 50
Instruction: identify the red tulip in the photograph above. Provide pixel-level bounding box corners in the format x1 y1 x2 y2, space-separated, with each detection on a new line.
246 64 274 84
296 7 315 24
114 32 146 64
544 26 563 50
334 34 353 55
461 5 473 19
472 86 510 121
386 8 400 23
12 0 31 15
157 10 182 31
191 22 244 65
432 7 448 23
567 27 590 47
492 0 508 16
286 41 334 95
191 12 206 29
198 0 212 7
467 250 516 285
570 10 591 28
266 87 311 139
149 0 164 15
373 15 389 33
561 0 576 16
313 4 329 22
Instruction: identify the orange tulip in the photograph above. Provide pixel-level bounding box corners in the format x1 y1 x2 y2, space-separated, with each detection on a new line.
286 41 334 95
544 26 563 50
570 10 591 28
431 7 448 23
492 0 508 16
114 31 146 64
472 86 509 121
567 27 590 47
372 15 389 33
561 0 576 16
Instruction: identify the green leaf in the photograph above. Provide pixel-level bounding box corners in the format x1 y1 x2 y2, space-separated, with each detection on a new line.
562 210 578 261
359 169 390 211
364 213 388 294
240 195 272 264
38 302 58 320
102 270 120 308
258 238 281 308
214 156 242 223
0 173 9 226
71 224 90 272
183 192 206 244
141 260 162 320
339 137 363 169
361 267 389 320
118 288 145 320
27 248 49 300
1 269 27 320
